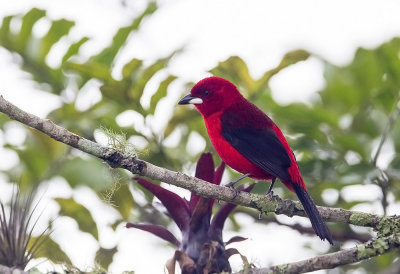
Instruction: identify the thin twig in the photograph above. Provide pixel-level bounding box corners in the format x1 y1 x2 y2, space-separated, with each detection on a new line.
371 93 400 215
371 94 400 166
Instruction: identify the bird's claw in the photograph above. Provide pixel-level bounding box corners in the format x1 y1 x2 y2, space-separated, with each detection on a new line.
225 180 236 188
230 186 239 200
226 183 239 200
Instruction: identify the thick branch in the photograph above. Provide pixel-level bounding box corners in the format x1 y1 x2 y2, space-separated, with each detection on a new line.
0 95 386 228
2 95 400 272
239 233 400 274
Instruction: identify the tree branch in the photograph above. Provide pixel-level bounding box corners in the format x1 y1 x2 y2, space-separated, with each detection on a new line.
239 233 400 274
0 95 384 228
1 95 400 272
0 95 388 227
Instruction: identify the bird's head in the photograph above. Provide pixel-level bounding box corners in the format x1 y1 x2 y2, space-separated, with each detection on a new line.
178 76 243 117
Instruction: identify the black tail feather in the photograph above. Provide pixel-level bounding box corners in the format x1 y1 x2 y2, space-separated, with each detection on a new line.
292 184 333 245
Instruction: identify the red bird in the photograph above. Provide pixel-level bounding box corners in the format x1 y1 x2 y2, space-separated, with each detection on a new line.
178 76 333 244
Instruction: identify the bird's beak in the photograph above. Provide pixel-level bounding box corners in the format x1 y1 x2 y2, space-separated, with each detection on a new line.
178 94 203 105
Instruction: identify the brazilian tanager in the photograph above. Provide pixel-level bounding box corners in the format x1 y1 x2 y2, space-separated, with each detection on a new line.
178 76 333 244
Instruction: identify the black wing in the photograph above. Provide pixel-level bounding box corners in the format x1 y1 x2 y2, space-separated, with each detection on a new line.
221 111 292 181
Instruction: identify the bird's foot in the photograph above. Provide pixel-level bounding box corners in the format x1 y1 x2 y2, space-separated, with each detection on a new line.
225 180 236 188
266 178 276 196
225 183 239 200
225 173 252 200
265 190 274 197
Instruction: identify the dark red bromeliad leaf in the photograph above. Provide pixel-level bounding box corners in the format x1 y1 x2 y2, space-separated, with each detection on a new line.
213 162 226 186
209 162 225 209
189 152 215 212
136 178 190 231
195 153 215 183
189 154 227 234
225 236 248 246
208 184 255 240
126 223 181 247
129 153 250 273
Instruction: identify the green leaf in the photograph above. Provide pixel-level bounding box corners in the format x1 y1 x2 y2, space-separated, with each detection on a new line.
149 75 177 114
61 36 89 64
29 236 72 264
92 2 157 66
7 130 65 184
59 157 113 190
278 49 310 69
164 108 200 137
391 118 400 152
18 8 46 49
55 197 99 240
0 10 69 92
66 62 113 82
257 49 311 92
39 19 75 60
95 246 118 270
10 143 49 182
100 182 135 220
128 55 174 102
93 25 135 66
122 58 143 79
0 16 13 44
334 135 367 158
209 56 253 95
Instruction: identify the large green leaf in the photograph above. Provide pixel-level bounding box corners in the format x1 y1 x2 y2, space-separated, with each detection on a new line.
55 197 99 240
39 19 75 60
59 157 113 190
17 8 46 49
257 49 310 91
210 56 254 94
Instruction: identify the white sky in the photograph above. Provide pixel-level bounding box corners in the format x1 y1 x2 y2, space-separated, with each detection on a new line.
1 0 400 273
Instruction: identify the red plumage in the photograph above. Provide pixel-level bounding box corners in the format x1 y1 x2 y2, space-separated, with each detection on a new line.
179 76 333 244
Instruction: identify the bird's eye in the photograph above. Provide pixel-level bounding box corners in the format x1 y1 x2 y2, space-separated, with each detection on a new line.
204 90 210 96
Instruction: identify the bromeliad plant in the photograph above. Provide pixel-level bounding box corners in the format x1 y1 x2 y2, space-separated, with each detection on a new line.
127 152 253 274
0 187 49 271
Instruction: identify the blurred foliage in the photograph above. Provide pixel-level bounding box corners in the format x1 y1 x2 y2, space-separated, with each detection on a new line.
1 4 400 274
55 197 99 240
